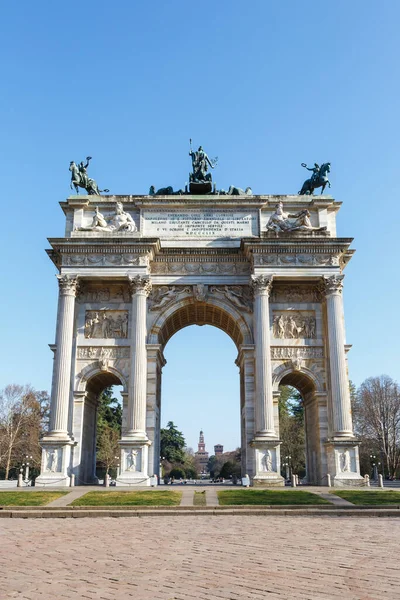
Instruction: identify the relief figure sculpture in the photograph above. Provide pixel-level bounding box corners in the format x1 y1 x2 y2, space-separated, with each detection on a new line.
262 450 273 472
340 450 351 473
46 449 59 473
272 313 316 339
126 450 138 471
85 311 129 339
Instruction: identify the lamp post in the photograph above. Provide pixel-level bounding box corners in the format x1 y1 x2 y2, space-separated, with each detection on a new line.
370 454 377 481
114 456 120 478
21 456 33 485
285 455 292 481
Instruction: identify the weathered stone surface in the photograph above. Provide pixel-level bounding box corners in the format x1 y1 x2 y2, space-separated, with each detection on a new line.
40 194 359 488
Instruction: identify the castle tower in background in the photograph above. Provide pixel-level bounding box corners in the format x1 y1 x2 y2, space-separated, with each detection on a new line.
214 444 224 455
195 430 209 474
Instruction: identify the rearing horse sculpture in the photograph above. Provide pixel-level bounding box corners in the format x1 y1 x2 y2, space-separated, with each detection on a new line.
298 162 331 195
69 157 109 195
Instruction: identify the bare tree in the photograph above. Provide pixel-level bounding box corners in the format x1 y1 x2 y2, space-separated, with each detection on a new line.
96 424 120 475
355 376 400 478
0 385 46 479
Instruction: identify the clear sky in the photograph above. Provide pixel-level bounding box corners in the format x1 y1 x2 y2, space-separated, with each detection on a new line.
0 1 399 452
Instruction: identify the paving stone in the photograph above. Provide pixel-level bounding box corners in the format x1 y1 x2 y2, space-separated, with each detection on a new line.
0 516 398 599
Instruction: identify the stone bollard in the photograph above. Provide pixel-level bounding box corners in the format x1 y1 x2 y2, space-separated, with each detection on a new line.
104 473 110 487
291 474 297 488
17 473 23 487
364 474 370 487
70 474 75 487
327 474 331 487
378 474 384 488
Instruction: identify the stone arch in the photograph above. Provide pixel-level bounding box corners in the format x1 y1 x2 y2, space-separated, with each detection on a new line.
272 363 323 398
77 363 128 394
148 296 253 350
272 364 327 485
74 365 126 485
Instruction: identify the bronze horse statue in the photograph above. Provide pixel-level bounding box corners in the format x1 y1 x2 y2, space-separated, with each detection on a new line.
299 162 331 195
69 157 109 195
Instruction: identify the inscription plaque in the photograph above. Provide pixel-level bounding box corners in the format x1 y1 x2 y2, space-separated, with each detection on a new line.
142 209 258 238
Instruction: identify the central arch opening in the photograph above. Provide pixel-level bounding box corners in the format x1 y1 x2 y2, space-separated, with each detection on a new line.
153 299 250 482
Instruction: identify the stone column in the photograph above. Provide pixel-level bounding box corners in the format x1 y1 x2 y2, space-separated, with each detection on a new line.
324 275 353 437
48 275 79 439
252 275 276 438
126 275 152 440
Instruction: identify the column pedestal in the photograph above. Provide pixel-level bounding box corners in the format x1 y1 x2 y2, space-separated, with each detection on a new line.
35 440 74 488
250 440 284 487
116 440 152 486
325 441 364 487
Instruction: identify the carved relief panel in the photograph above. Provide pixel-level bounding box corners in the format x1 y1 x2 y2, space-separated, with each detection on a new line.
45 448 62 473
272 311 316 339
78 284 131 303
84 310 129 339
270 285 322 303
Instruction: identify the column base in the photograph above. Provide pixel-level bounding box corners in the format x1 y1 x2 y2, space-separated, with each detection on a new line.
35 439 73 488
116 439 151 487
250 439 284 487
325 439 364 487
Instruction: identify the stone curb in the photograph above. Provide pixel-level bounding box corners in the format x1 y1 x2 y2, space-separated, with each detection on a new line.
1 503 400 511
1 507 400 518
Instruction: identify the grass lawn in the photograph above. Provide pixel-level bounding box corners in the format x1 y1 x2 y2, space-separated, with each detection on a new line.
193 491 206 506
333 490 400 505
71 490 182 506
218 489 330 506
0 492 69 506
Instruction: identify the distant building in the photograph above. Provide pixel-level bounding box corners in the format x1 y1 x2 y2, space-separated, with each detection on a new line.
214 444 224 455
194 430 209 474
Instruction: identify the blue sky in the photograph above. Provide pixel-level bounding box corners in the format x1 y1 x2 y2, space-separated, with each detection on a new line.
0 1 399 452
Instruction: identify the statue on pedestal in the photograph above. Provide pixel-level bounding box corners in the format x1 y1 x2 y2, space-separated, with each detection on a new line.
188 140 218 194
299 162 331 195
69 156 109 195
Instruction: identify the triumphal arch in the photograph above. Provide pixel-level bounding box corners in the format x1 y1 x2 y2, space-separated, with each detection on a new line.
36 156 363 487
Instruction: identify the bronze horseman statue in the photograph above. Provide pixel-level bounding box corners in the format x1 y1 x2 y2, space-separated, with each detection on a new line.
69 156 109 195
298 162 331 195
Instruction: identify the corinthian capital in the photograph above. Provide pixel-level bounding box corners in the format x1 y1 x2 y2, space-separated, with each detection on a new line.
251 275 274 296
128 275 152 297
324 275 344 296
57 274 79 296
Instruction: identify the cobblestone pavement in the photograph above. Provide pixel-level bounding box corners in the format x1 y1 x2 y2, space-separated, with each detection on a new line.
0 516 398 600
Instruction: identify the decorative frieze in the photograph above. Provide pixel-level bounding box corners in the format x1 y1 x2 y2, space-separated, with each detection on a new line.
270 285 322 304
77 284 131 304
271 346 324 360
63 254 147 267
272 311 316 339
77 346 130 359
84 310 129 339
254 253 340 267
150 260 250 275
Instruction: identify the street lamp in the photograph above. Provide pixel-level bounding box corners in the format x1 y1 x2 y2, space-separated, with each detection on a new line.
370 455 378 481
285 455 292 480
24 455 33 483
